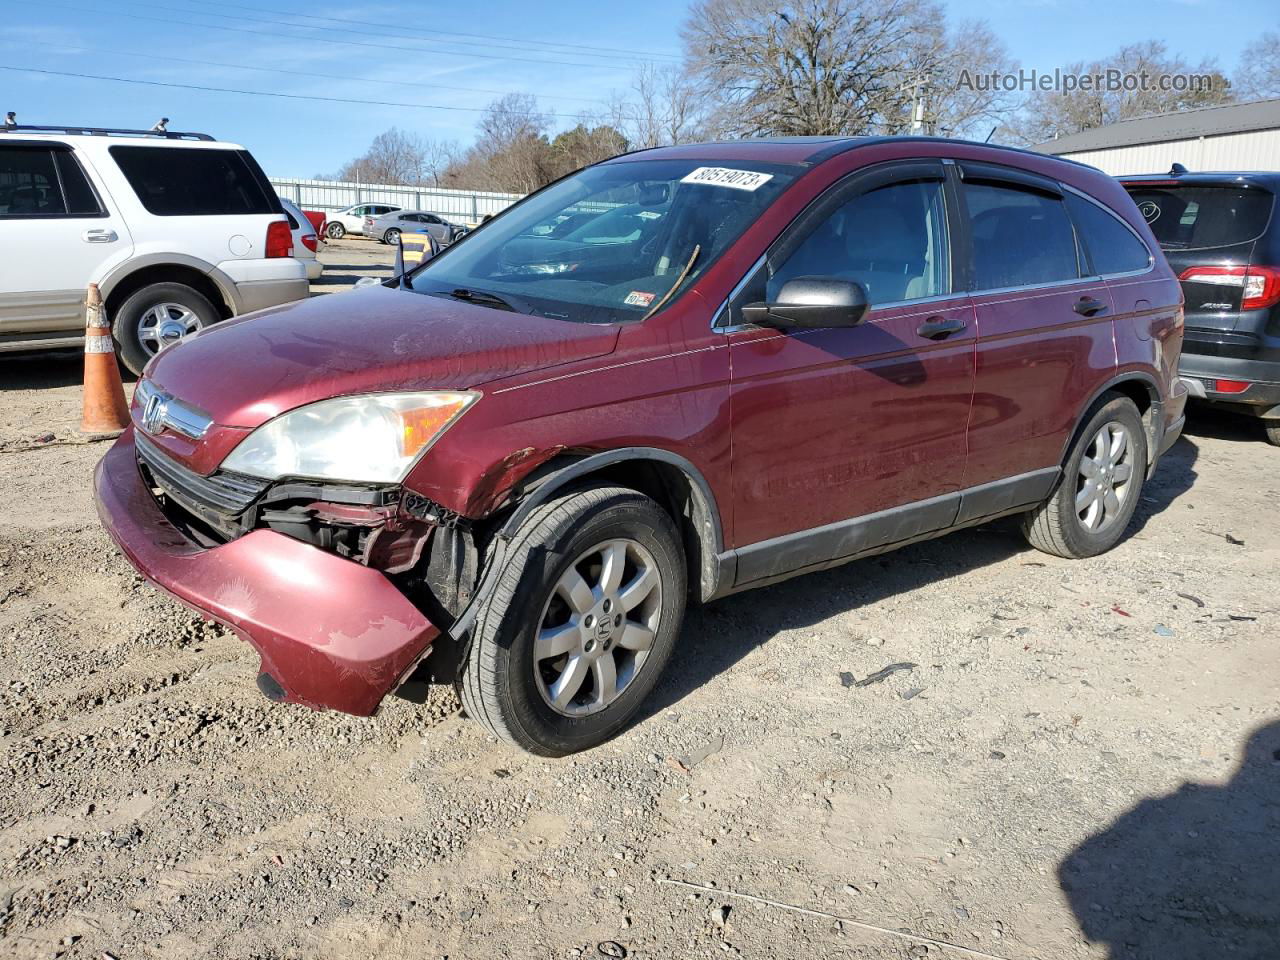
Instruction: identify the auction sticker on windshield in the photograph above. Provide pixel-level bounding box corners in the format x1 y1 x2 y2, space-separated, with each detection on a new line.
680 167 774 191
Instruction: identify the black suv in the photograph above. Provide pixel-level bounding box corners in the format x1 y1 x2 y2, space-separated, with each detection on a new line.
1123 169 1280 444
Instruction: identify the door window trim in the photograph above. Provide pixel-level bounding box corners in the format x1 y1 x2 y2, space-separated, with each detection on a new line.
713 158 960 331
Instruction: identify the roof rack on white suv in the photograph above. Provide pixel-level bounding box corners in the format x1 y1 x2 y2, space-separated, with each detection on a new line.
2 112 215 141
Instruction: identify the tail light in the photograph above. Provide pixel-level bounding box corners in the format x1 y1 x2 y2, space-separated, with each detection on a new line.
1213 379 1250 394
1177 265 1280 310
265 220 293 258
301 234 318 252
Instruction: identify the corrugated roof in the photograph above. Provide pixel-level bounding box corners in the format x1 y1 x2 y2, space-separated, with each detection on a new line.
1033 98 1280 155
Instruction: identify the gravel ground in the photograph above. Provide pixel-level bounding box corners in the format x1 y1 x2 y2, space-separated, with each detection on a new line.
1 240 1278 959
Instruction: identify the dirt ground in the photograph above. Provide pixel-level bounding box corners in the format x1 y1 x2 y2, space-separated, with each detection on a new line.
1 240 1278 960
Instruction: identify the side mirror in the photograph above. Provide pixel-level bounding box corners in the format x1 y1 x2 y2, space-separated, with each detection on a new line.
741 277 869 329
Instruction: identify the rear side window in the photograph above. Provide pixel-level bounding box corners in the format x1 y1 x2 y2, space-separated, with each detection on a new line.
0 146 103 218
1065 194 1152 275
1125 185 1273 250
110 146 277 216
964 182 1080 290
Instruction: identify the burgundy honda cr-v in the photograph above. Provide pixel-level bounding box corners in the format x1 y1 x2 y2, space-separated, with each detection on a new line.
96 137 1186 755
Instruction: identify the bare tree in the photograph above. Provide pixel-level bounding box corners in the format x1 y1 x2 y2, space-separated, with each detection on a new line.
682 0 949 137
628 63 706 148
1235 32 1280 100
1010 41 1233 145
334 128 459 186
887 19 1020 139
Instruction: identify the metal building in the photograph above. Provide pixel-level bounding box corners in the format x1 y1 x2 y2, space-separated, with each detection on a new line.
1033 98 1280 176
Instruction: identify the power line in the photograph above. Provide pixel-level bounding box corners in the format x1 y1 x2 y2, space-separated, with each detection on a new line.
0 63 617 121
162 0 684 64
1 37 617 107
43 1 644 72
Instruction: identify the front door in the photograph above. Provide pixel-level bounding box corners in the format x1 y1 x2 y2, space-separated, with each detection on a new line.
0 142 133 337
725 161 976 585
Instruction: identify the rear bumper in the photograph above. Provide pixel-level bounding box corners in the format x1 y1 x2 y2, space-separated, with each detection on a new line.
233 277 310 314
303 258 324 281
1179 368 1280 418
94 429 440 715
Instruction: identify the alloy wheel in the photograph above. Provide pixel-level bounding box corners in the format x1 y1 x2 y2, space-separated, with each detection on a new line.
136 302 205 356
1076 420 1135 532
534 539 663 717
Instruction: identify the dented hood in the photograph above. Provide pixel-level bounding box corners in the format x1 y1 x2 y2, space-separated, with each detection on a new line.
145 285 620 428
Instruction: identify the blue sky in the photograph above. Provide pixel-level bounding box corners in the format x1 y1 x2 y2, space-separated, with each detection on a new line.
0 0 1264 177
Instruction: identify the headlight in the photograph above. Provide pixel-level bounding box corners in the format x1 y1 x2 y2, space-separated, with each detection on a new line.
221 392 477 483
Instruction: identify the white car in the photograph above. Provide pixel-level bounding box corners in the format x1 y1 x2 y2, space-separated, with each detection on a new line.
0 119 308 374
279 196 323 281
324 202 402 240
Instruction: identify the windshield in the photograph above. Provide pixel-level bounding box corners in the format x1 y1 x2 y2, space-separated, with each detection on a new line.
409 158 801 323
1125 184 1274 250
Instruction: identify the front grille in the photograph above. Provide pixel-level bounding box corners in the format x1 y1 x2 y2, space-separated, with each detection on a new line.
135 432 269 535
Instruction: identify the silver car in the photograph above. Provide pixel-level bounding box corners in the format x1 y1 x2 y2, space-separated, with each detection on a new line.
364 210 466 246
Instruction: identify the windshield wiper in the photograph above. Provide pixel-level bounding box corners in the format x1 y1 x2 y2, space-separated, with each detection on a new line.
445 287 533 314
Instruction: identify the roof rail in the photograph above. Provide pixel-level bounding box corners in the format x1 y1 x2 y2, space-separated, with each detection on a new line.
0 119 215 141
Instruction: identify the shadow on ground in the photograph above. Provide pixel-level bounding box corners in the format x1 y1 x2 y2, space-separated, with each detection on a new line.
0 350 89 390
1059 720 1280 959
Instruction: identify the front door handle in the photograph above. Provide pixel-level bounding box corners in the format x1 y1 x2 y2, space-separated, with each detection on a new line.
916 316 967 340
1073 296 1108 317
83 228 118 243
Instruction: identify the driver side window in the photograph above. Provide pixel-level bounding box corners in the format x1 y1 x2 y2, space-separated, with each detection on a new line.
767 179 951 306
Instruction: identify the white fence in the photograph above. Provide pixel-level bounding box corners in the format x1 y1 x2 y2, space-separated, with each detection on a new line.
268 177 524 225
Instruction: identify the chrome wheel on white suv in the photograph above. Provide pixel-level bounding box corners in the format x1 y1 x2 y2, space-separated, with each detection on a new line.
136 302 207 357
112 282 221 376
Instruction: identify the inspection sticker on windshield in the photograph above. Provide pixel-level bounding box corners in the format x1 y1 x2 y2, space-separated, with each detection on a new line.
680 167 773 191
624 290 656 307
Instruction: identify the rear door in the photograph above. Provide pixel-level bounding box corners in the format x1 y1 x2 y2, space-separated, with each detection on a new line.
726 160 976 582
0 140 133 337
960 163 1116 489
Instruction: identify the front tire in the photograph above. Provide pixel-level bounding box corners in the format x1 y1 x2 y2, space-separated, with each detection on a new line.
326 222 346 240
457 486 687 756
1023 394 1147 559
112 282 220 376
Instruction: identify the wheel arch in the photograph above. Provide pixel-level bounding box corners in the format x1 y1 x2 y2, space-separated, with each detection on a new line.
496 448 730 604
101 258 237 321
1062 372 1162 472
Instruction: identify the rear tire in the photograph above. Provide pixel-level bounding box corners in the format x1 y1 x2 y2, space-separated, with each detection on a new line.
1023 394 1147 559
325 222 345 240
383 228 401 246
1264 421 1280 446
457 486 686 756
112 281 221 377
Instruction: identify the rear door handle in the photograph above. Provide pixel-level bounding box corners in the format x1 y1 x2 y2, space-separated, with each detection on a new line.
916 316 967 340
1073 297 1108 317
83 229 118 243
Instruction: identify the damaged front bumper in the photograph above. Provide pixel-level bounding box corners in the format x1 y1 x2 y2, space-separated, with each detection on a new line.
94 429 442 715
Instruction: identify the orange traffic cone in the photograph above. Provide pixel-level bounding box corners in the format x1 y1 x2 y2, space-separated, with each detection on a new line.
79 283 130 438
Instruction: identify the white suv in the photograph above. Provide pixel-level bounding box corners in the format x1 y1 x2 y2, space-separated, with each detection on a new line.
0 122 309 374
323 202 402 240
